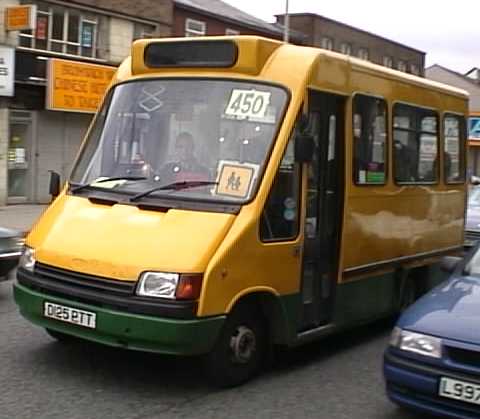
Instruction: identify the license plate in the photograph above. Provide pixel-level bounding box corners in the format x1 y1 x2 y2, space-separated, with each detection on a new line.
43 302 96 329
439 377 480 405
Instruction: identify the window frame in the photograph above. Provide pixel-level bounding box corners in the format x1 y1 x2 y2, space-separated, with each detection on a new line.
392 101 440 185
352 93 389 186
383 56 393 68
321 36 333 51
19 4 99 59
443 112 467 184
225 28 240 36
185 18 206 37
340 42 352 55
358 48 369 60
259 114 303 243
410 63 420 76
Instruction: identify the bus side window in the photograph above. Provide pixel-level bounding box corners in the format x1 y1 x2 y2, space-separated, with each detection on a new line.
393 104 439 183
260 139 301 241
353 95 387 184
444 114 465 183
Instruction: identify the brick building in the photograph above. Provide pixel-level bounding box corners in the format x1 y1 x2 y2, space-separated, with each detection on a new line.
426 64 480 176
173 0 303 41
276 13 425 75
0 0 173 205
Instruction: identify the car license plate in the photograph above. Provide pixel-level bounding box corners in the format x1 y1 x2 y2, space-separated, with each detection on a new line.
439 377 480 405
44 302 96 329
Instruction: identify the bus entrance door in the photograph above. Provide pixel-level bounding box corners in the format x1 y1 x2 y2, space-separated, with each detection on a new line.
300 91 345 329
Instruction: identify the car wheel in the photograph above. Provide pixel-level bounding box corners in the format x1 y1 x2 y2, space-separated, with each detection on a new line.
203 303 267 388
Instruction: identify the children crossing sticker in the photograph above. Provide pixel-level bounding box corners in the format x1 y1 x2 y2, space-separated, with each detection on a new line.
216 162 257 198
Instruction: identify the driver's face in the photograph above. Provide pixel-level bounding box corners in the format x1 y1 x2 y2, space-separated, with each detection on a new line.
175 138 193 160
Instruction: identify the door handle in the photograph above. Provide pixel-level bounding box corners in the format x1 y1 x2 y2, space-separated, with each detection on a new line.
292 245 302 258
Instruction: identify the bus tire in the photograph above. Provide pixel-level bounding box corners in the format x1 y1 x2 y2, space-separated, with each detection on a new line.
203 303 267 388
45 328 78 343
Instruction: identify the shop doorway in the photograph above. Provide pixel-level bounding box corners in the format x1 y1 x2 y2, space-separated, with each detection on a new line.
7 111 36 203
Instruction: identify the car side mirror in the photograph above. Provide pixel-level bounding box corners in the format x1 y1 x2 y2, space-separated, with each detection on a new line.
440 256 462 273
49 171 61 199
295 134 314 163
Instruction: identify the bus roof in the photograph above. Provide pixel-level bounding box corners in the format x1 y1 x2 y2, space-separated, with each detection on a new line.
127 36 469 100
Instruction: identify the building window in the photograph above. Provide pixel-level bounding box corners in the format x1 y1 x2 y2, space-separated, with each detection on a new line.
397 60 407 72
340 42 351 55
185 18 206 37
444 114 465 183
410 63 420 75
383 56 393 68
134 23 156 40
393 104 439 184
353 94 387 185
358 48 369 60
225 28 240 35
321 37 333 50
19 3 102 59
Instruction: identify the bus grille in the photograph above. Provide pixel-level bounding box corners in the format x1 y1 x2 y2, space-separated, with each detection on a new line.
34 262 136 296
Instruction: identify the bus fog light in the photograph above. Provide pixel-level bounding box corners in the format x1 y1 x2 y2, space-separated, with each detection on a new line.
19 246 36 272
392 328 442 358
136 272 179 299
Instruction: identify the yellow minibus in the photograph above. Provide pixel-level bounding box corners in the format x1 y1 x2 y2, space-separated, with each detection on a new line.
14 36 468 387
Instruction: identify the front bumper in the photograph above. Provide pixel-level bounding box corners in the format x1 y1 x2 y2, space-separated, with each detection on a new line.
14 282 225 355
384 349 480 419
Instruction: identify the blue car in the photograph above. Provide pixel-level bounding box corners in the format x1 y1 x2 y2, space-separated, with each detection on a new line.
384 247 480 418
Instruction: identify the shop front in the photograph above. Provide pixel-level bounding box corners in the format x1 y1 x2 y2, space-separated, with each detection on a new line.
6 51 114 204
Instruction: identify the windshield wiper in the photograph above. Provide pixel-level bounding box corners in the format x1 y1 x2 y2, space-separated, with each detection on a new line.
129 180 218 202
70 176 147 193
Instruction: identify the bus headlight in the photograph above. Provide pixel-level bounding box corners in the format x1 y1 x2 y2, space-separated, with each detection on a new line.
137 272 179 299
390 327 442 358
19 246 36 272
136 272 203 300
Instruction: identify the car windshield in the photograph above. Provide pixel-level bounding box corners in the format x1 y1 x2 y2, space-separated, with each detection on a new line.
70 79 288 204
468 187 480 207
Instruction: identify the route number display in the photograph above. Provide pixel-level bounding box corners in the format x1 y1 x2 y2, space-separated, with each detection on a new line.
225 89 271 119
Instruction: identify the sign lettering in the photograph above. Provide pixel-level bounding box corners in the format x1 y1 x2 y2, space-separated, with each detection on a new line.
470 117 480 140
5 5 37 31
47 59 115 113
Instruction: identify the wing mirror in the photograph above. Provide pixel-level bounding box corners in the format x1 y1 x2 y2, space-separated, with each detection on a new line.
49 171 61 199
295 134 314 163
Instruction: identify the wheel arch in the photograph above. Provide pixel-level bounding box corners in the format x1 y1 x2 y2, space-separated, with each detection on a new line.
226 288 293 345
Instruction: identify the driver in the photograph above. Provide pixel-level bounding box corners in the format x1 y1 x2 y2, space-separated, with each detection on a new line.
158 131 209 182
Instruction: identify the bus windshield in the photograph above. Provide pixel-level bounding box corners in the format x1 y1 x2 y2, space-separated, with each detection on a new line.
70 79 288 203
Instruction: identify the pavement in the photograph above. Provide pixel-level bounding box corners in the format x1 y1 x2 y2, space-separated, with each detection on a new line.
0 204 48 234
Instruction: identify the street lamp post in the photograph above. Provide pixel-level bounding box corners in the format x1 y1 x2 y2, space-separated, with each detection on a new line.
283 0 289 43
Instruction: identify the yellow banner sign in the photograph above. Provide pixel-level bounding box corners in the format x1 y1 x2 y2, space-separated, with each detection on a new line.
47 59 116 113
5 5 36 31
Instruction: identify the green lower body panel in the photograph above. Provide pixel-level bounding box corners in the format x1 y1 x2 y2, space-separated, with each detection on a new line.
14 283 226 356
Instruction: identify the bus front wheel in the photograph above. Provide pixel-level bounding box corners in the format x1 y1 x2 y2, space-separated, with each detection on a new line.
204 303 267 388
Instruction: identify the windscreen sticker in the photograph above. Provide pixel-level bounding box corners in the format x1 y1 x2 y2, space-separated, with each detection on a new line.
224 89 271 120
90 177 127 189
138 86 165 112
216 162 257 198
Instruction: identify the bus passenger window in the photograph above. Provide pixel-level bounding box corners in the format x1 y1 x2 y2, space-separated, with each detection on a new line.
444 115 466 183
260 140 300 241
393 104 439 183
352 95 387 184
